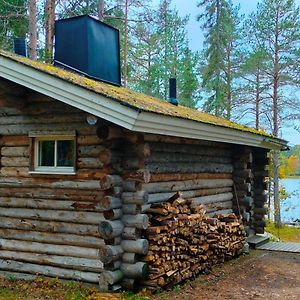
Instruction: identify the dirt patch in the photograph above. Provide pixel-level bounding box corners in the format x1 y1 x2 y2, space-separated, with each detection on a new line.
152 250 300 300
0 251 299 299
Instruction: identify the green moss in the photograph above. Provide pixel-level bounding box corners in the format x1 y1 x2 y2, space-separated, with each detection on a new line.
0 50 272 137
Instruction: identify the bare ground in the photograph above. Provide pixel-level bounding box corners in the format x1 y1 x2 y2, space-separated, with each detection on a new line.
0 250 299 299
152 250 300 300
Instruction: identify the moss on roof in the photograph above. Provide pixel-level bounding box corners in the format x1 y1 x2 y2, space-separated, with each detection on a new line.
0 50 271 137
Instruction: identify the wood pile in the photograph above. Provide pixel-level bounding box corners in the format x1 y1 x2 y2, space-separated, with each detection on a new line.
142 194 245 290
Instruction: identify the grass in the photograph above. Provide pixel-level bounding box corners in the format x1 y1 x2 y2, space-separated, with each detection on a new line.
266 222 300 242
0 276 118 300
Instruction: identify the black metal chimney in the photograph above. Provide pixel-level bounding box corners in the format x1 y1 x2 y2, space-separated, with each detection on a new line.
169 78 178 106
14 38 27 57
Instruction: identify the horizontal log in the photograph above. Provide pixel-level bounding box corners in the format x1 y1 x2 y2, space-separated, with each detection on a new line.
121 239 149 255
149 142 231 156
77 135 101 145
77 157 104 169
77 145 105 157
145 162 233 174
191 193 233 206
148 187 232 204
1 156 29 167
146 152 232 164
1 146 29 157
0 94 26 109
0 217 99 236
0 250 103 272
205 200 233 213
0 208 105 224
98 220 124 240
0 177 107 190
143 134 230 147
149 173 232 182
0 167 29 177
0 197 107 212
0 122 86 136
121 262 149 279
0 135 29 146
0 238 100 259
0 228 104 248
0 187 105 201
0 259 100 283
122 214 149 230
0 113 85 126
142 179 233 194
98 245 123 264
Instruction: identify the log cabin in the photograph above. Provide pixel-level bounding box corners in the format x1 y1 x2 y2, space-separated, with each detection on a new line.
0 16 287 292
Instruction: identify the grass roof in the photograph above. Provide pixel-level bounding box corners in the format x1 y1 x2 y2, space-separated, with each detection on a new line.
0 50 271 137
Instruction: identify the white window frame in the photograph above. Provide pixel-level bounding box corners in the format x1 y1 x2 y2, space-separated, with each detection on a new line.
29 132 76 175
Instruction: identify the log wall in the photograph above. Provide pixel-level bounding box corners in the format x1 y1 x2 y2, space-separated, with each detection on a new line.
0 82 124 285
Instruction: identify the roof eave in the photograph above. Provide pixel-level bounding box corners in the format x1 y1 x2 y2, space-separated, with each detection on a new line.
0 55 288 150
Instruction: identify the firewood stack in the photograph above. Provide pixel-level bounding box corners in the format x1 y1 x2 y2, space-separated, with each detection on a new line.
141 194 245 290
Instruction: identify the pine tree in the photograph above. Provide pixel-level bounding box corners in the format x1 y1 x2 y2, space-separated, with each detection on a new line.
254 0 300 227
197 0 240 118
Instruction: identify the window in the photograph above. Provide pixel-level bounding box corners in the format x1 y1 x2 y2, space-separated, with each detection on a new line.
29 132 76 174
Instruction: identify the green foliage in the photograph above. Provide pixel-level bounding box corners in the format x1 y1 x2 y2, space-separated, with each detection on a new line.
0 0 28 50
197 0 241 118
130 0 200 107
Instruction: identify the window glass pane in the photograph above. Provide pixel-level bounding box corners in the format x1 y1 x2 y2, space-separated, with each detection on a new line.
57 140 74 167
39 140 55 166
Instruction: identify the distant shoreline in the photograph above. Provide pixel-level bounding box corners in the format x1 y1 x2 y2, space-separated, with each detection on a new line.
285 176 300 179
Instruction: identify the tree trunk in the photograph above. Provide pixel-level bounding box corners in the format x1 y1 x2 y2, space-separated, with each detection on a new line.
98 0 105 21
45 0 56 62
28 0 37 60
273 8 281 228
123 0 129 86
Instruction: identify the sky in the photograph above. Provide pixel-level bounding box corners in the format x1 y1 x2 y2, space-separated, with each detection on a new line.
167 0 300 146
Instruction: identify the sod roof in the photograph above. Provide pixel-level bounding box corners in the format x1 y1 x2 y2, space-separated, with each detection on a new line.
0 50 271 137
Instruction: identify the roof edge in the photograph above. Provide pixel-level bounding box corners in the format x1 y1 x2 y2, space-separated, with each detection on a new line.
0 54 288 150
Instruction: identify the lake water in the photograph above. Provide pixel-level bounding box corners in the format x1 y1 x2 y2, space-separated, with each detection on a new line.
280 178 300 223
